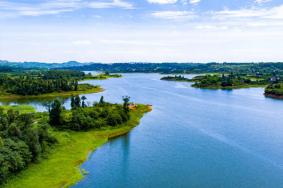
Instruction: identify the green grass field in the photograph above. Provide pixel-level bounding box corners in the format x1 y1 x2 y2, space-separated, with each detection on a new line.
4 105 151 188
0 105 36 113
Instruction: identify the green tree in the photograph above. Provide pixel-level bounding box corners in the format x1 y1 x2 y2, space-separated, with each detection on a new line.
71 96 75 109
49 100 62 127
0 137 3 147
74 96 81 108
81 96 87 108
99 96 104 105
122 96 130 113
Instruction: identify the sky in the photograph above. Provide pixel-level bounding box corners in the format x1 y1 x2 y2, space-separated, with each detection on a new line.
0 0 283 63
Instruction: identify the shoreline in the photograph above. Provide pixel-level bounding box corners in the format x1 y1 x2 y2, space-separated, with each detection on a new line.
4 105 152 188
264 93 283 100
192 84 266 90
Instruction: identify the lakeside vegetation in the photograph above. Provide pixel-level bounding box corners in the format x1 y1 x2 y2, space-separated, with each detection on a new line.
161 75 191 82
63 62 283 74
264 83 283 99
0 70 103 100
1 96 152 187
0 106 57 184
84 72 122 80
191 73 269 89
0 105 36 114
161 73 283 99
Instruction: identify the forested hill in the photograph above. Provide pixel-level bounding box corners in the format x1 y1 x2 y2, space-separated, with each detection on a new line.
63 62 283 74
1 61 283 74
0 60 86 70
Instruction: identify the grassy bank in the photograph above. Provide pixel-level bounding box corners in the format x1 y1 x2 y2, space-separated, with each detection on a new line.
0 84 103 100
192 84 267 90
0 105 36 113
4 105 151 188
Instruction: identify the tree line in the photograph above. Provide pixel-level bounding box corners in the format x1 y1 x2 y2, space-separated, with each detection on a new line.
192 73 269 88
49 96 131 131
0 109 57 183
0 70 86 96
0 95 133 184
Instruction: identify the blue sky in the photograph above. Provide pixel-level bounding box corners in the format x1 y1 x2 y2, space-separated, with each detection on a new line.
0 0 283 62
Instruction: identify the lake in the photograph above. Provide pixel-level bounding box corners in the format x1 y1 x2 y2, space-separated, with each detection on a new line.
4 73 283 188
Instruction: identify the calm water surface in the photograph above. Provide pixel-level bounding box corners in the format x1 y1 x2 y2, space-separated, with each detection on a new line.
3 73 283 188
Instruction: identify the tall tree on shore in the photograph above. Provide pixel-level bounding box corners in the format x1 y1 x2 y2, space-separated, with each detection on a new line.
99 96 104 105
71 96 75 109
122 96 130 113
81 96 87 108
49 100 63 127
74 96 81 108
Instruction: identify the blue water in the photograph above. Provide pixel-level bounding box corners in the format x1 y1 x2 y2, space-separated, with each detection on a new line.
72 73 283 188
3 73 283 188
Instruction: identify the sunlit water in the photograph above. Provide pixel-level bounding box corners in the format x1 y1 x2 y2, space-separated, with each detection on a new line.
2 73 283 188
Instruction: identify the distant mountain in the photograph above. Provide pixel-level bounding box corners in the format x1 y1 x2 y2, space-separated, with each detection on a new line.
0 60 87 69
1 60 283 74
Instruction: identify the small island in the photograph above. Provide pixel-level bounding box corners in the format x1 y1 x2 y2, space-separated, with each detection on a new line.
264 83 283 99
0 70 103 100
161 75 191 82
2 96 152 188
84 72 122 80
191 73 268 89
161 73 283 99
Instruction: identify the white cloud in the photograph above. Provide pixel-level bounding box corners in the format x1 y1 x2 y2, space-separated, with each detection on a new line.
152 11 196 20
147 0 178 4
1 1 283 62
2 25 283 62
0 0 134 17
189 0 201 5
255 0 271 4
72 40 93 45
88 0 134 9
213 5 283 20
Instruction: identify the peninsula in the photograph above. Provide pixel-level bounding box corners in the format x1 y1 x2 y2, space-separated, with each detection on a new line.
2 97 152 188
0 70 103 100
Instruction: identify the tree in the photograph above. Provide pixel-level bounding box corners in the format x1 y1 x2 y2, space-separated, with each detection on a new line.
99 96 104 105
81 96 87 108
74 80 78 91
71 96 75 109
122 96 130 113
49 100 62 127
0 137 3 147
74 96 81 108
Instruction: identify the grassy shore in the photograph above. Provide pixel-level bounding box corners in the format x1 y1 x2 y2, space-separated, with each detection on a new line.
192 84 267 90
4 105 151 188
0 84 103 100
0 105 36 113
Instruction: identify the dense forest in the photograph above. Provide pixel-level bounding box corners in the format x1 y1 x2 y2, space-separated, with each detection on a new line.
0 109 57 183
64 62 283 74
0 95 135 184
0 70 87 96
2 61 283 74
